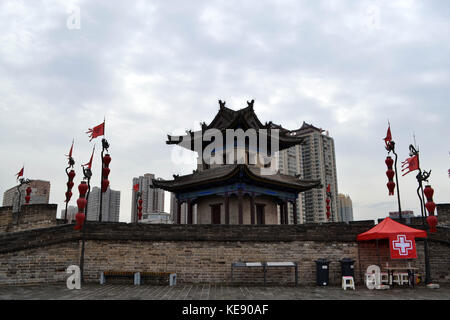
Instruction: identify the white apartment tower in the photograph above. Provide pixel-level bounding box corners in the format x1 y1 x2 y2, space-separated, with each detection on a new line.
86 186 121 222
278 122 339 223
131 173 165 223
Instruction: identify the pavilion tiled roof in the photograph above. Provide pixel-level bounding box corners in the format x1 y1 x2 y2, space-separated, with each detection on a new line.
152 164 322 193
166 101 307 152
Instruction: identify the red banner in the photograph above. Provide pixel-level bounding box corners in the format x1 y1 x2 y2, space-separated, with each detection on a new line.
86 122 105 141
16 166 24 180
389 234 417 259
401 155 419 176
383 125 392 147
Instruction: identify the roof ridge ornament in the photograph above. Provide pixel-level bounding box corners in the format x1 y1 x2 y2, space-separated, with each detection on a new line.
247 99 254 109
219 100 226 109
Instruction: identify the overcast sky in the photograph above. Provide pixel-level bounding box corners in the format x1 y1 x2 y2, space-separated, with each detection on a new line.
1 0 449 223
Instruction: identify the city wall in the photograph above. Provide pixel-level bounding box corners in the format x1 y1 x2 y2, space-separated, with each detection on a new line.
0 204 60 234
0 204 448 286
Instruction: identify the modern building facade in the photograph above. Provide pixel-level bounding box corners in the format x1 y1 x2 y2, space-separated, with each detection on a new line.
278 122 339 223
338 194 354 223
153 100 322 225
139 211 173 224
2 180 51 212
131 174 165 223
389 210 415 224
61 205 77 222
86 186 121 222
170 192 178 222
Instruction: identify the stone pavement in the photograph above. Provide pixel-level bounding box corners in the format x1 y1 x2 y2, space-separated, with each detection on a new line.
0 283 448 300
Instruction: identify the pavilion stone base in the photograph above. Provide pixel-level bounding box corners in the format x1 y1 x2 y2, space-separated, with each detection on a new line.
1 221 449 286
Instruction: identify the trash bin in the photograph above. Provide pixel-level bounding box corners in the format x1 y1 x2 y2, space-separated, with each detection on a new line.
315 259 330 286
340 258 355 278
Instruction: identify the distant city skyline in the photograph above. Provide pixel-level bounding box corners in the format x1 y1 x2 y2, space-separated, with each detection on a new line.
131 173 165 223
0 1 449 223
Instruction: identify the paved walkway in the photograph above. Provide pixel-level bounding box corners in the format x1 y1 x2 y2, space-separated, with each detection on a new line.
0 284 448 300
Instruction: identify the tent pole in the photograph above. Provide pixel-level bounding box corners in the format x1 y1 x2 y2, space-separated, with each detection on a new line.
377 239 380 266
357 242 362 285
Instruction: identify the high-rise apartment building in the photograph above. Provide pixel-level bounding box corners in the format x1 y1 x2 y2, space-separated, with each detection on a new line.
338 194 354 223
170 192 178 221
86 186 121 222
278 122 339 223
131 173 165 223
2 180 51 212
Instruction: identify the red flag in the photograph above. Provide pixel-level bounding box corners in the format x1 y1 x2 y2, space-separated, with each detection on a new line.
16 166 24 180
326 184 331 193
389 234 417 259
66 140 74 158
401 155 419 176
383 125 392 147
86 122 105 141
82 146 95 169
133 183 139 192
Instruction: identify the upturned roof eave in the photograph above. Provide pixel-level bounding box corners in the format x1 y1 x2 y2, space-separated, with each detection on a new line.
152 165 321 193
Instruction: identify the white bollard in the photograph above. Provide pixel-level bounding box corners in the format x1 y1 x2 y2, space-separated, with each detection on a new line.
134 272 141 285
170 273 177 286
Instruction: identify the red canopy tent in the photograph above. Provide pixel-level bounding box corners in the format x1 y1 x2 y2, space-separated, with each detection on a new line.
357 217 427 241
357 217 427 259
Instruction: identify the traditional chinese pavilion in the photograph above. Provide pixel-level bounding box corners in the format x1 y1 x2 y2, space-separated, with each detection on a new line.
153 100 322 225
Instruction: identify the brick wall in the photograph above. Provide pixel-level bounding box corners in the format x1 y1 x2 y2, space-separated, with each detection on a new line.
0 204 58 234
437 204 450 226
0 220 448 286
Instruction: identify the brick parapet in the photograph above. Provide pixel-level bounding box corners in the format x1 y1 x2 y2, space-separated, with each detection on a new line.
0 215 448 286
0 204 58 234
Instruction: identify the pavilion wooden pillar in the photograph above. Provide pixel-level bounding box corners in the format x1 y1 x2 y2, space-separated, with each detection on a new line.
292 200 298 225
176 199 182 224
187 199 193 224
238 189 243 224
279 202 284 225
250 192 255 225
283 200 288 225
224 192 230 225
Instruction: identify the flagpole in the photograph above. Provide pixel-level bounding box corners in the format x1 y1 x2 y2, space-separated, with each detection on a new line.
99 135 109 222
99 145 104 222
384 124 403 223
86 120 108 222
64 140 75 222
392 147 403 223
80 166 92 284
409 144 432 285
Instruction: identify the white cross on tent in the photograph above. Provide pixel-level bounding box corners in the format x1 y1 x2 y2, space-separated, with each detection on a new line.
392 234 413 255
